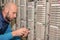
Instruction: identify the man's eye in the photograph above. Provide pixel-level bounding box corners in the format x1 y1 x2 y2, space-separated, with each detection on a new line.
13 12 16 14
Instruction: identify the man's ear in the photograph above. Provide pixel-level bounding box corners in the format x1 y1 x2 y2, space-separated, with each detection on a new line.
6 11 9 15
2 6 9 14
5 8 9 14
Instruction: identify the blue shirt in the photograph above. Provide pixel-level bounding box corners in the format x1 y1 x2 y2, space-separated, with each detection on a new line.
0 11 21 40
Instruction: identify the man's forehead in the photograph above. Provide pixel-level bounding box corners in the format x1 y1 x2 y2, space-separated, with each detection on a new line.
9 5 17 12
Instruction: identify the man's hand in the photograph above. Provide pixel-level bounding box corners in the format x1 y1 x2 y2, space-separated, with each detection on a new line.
12 28 30 37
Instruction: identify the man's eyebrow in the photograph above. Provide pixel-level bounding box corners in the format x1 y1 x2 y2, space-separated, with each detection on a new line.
13 12 17 13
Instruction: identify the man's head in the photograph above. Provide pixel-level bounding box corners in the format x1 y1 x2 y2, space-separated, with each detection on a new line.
2 2 17 22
